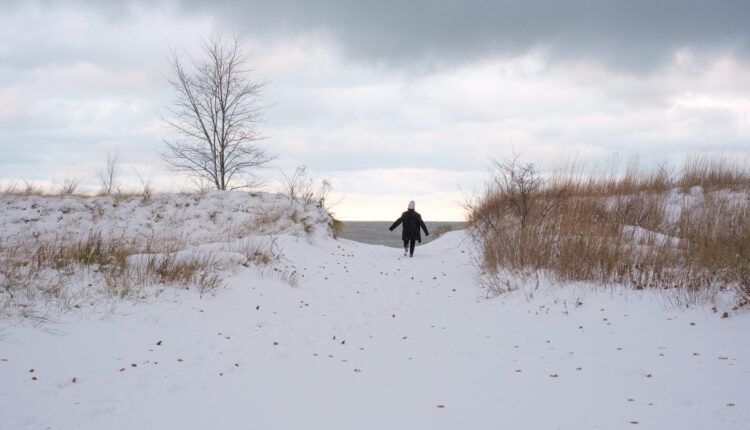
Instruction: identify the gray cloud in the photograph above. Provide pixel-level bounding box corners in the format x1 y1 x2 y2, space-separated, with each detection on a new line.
15 0 747 71
215 0 750 70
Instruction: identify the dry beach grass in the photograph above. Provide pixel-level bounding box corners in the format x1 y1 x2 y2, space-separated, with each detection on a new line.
466 155 750 307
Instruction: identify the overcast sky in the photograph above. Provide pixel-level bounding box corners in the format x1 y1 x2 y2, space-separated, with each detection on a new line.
1 0 749 220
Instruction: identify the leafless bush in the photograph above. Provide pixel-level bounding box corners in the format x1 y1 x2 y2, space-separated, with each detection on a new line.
134 169 154 202
96 151 121 196
281 165 314 204
467 155 750 305
21 179 43 196
0 181 19 196
280 165 334 208
58 177 81 196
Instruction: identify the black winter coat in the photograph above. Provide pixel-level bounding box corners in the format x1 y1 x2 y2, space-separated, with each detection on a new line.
389 209 429 242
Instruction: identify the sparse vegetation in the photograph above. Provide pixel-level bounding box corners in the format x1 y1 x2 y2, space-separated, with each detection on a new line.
96 151 121 196
466 155 750 305
432 224 458 238
58 177 81 196
0 231 224 316
280 164 333 208
0 191 328 319
328 217 344 238
22 179 43 196
279 164 340 238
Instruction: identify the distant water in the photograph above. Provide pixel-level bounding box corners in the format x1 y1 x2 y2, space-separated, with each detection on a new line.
338 221 466 248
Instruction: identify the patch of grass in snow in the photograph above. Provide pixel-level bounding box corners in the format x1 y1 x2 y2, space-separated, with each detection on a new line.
328 216 344 239
0 191 317 319
0 233 287 319
303 219 316 237
467 154 750 307
432 224 457 238
0 232 225 313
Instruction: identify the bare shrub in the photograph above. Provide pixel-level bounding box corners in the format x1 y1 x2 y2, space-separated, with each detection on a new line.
58 177 81 196
21 179 43 196
1 181 18 196
96 151 121 196
468 154 750 305
280 165 334 208
281 165 314 205
134 169 154 202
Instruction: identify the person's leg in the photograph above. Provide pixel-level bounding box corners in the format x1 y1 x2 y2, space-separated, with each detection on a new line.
409 239 416 257
403 240 408 256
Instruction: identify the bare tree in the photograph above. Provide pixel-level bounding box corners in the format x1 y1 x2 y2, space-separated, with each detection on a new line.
96 151 121 195
162 33 273 190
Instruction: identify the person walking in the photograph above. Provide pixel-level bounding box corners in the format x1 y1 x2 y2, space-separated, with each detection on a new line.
389 200 429 258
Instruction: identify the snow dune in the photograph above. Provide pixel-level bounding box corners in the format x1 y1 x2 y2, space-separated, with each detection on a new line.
1 195 748 429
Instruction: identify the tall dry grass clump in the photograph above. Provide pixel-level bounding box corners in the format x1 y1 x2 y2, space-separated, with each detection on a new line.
0 232 222 310
0 231 281 318
467 155 750 305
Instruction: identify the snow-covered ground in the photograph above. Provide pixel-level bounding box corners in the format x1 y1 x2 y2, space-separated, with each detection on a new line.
1 194 748 429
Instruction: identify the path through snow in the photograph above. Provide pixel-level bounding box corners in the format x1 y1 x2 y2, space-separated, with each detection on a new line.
1 231 748 429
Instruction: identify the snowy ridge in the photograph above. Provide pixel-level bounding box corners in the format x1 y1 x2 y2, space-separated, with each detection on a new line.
0 191 333 318
0 191 332 246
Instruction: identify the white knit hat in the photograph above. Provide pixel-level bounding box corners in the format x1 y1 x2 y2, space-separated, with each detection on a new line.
408 200 415 210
